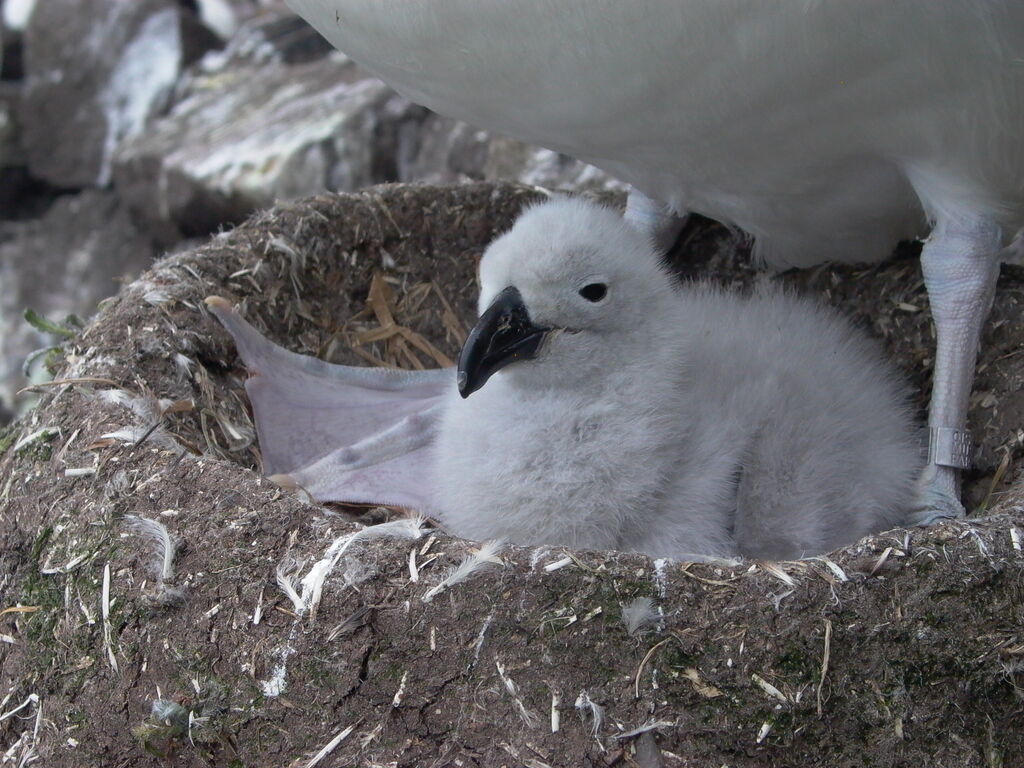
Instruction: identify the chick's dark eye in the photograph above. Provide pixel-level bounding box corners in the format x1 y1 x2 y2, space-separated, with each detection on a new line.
579 283 608 302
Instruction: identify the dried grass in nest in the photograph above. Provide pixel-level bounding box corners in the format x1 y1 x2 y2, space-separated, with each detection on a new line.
335 271 464 371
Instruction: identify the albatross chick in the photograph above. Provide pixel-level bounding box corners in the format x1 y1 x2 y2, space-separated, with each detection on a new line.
210 198 921 560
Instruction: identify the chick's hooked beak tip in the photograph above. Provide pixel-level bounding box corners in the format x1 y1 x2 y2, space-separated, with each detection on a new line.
457 286 549 398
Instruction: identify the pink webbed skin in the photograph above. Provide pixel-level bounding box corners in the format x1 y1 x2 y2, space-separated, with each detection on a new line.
207 297 450 511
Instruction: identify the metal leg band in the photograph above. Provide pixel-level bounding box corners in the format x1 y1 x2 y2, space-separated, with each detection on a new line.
926 427 974 470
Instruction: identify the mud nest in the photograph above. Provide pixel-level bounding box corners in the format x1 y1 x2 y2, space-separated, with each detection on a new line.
1 182 1023 767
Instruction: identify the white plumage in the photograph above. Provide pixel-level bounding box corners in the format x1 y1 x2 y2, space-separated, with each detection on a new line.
287 1 1023 265
283 1 1024 511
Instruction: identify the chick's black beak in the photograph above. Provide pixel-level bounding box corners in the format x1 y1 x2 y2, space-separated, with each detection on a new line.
457 286 550 398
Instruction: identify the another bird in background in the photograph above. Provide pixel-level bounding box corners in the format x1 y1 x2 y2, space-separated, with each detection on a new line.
209 197 921 560
283 0 1024 516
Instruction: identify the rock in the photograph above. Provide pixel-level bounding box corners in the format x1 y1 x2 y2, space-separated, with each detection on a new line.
0 81 18 168
0 81 28 215
112 53 426 244
0 190 155 414
181 0 296 44
1 0 35 80
397 115 492 185
480 135 626 192
21 0 220 188
188 0 243 40
208 3 335 64
1 0 36 32
0 81 54 221
400 112 627 194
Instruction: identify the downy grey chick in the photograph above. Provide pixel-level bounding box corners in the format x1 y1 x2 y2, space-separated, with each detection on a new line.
435 197 920 560
208 197 921 560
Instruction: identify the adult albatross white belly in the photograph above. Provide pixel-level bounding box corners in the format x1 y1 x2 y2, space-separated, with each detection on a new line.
285 0 1024 514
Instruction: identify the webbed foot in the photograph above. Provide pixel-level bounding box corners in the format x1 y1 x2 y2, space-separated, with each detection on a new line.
907 466 966 527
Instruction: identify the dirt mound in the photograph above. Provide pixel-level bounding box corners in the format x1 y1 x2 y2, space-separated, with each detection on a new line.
1 182 1022 767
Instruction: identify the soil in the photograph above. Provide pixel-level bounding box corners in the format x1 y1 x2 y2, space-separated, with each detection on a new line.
1 181 1022 767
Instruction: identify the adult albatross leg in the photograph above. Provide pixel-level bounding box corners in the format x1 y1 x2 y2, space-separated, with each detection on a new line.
913 215 1003 522
625 189 688 253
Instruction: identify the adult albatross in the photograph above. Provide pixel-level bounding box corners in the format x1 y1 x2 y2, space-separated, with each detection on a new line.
285 0 1024 515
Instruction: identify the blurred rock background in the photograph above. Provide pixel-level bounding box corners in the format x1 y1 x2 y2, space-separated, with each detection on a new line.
0 0 624 423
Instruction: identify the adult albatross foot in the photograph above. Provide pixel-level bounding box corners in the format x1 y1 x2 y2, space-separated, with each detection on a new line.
907 477 967 527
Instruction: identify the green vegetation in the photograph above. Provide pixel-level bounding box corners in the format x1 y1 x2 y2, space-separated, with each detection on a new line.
23 308 79 338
